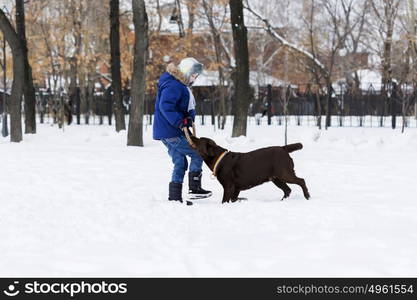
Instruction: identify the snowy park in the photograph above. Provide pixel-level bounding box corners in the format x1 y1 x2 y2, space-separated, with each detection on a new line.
1 117 416 277
1 0 417 286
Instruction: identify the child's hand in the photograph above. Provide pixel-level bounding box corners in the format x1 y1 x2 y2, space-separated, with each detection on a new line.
179 116 193 129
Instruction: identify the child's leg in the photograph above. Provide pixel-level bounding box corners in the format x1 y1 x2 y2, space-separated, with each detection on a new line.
173 136 211 198
162 138 188 183
170 149 188 183
174 136 203 173
188 149 203 173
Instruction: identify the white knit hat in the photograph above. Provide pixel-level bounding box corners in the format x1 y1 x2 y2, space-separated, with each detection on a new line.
178 57 203 80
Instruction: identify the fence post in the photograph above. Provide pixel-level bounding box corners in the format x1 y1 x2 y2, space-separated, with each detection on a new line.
325 84 332 128
106 87 112 126
391 82 397 129
339 83 344 127
368 84 376 128
211 99 215 126
200 98 204 125
297 102 301 126
75 87 81 125
267 84 272 125
39 90 44 124
359 95 363 127
379 93 386 127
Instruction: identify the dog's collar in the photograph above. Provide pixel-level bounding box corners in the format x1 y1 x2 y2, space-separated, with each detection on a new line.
212 150 229 178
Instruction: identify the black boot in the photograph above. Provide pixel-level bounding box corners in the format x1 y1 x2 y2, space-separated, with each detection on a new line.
188 172 212 199
169 182 193 205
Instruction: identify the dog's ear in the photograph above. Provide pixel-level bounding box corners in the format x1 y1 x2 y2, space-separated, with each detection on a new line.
203 141 216 157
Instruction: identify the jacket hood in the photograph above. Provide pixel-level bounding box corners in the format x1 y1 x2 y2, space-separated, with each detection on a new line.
166 63 188 85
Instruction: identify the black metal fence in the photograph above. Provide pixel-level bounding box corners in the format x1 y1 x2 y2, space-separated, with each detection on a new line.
2 84 415 128
218 84 414 116
139 84 416 118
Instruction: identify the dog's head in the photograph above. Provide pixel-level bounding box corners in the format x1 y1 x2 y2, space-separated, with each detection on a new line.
189 136 225 160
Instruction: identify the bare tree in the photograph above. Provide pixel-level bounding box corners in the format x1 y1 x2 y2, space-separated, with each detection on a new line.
304 0 323 128
16 0 37 134
282 50 290 144
185 0 196 34
341 0 371 92
408 0 417 121
0 8 24 142
246 0 362 129
128 0 148 146
174 0 185 38
321 0 358 129
65 0 83 128
1 32 8 137
245 0 327 75
399 0 417 133
245 0 329 129
110 0 126 132
155 0 162 33
405 0 417 86
400 87 415 133
202 0 228 129
230 0 250 137
370 0 401 127
371 0 401 92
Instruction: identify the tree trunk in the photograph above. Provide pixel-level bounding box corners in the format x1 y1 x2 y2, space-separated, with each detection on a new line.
67 1 82 128
1 33 8 137
378 0 399 127
174 0 185 38
410 0 417 86
186 1 195 35
110 0 126 132
315 93 322 129
68 56 77 126
282 50 289 144
0 9 24 142
391 82 397 129
155 0 162 33
86 71 95 124
325 81 332 129
229 0 250 137
382 34 392 127
16 0 36 134
79 70 87 124
381 30 393 97
267 84 272 125
128 0 148 146
74 87 81 124
202 0 227 130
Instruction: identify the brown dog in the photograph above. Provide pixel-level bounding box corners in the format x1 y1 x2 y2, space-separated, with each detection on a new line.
188 135 310 203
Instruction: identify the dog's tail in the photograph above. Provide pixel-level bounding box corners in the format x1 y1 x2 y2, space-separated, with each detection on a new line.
282 143 303 153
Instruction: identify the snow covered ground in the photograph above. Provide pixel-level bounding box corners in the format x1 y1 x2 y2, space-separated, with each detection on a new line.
1 116 417 277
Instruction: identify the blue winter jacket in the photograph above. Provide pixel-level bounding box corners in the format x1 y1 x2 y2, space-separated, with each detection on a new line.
153 72 196 140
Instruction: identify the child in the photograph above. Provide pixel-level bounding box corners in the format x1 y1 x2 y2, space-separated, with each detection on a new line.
153 58 212 205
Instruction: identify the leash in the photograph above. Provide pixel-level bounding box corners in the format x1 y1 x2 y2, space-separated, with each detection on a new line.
182 122 196 147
